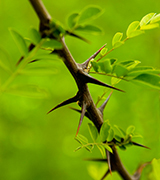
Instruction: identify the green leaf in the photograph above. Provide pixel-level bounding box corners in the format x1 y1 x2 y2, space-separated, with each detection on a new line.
112 32 123 47
75 24 102 34
149 158 160 180
88 123 98 142
127 30 144 38
114 125 126 137
98 59 112 73
0 48 12 74
78 6 102 23
126 126 135 134
5 84 48 98
113 64 128 77
76 134 88 144
67 13 79 29
96 144 105 158
140 23 159 30
29 28 41 44
10 28 28 56
107 128 114 142
110 59 117 65
113 41 125 48
132 73 160 90
119 145 127 150
84 145 93 152
120 60 141 71
126 68 160 79
126 21 140 38
102 143 113 153
150 13 160 23
42 39 62 50
100 120 111 142
100 47 108 56
114 135 122 142
91 61 99 72
140 13 156 27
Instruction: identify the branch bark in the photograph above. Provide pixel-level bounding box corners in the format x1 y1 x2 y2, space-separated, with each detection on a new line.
29 1 141 180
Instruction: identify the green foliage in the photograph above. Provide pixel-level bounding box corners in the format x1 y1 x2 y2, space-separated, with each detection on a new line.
75 121 143 157
67 6 103 34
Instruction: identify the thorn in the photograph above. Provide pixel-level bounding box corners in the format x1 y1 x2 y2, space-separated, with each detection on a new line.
75 102 87 136
69 107 91 120
98 91 113 115
84 158 107 162
66 31 90 43
101 169 110 180
132 142 151 149
133 162 150 179
79 72 124 92
81 44 107 70
106 150 112 175
47 93 79 114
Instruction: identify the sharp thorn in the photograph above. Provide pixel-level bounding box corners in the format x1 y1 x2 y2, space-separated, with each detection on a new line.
47 93 79 114
81 44 107 69
106 150 112 175
75 102 87 136
81 73 124 92
69 107 91 120
98 91 113 115
132 142 151 149
133 162 150 179
84 158 107 162
66 31 90 43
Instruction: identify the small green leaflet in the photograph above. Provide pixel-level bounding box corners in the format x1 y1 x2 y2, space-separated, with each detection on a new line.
132 73 160 90
0 48 12 74
112 32 124 48
42 39 62 50
75 24 102 34
10 28 28 57
126 21 144 38
150 13 160 23
140 13 156 27
100 120 111 142
126 125 135 134
98 59 112 73
140 13 159 30
96 144 106 158
29 28 41 45
67 13 79 29
88 123 98 142
78 6 102 23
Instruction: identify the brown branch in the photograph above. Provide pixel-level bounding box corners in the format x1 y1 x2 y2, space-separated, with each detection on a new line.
29 1 143 180
29 0 51 24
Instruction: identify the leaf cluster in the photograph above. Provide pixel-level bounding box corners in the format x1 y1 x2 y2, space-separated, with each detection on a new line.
75 121 144 158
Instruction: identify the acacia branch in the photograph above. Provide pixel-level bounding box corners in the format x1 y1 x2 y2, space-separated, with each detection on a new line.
29 1 142 179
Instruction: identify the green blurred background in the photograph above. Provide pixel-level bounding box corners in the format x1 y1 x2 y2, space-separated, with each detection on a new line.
0 0 160 179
